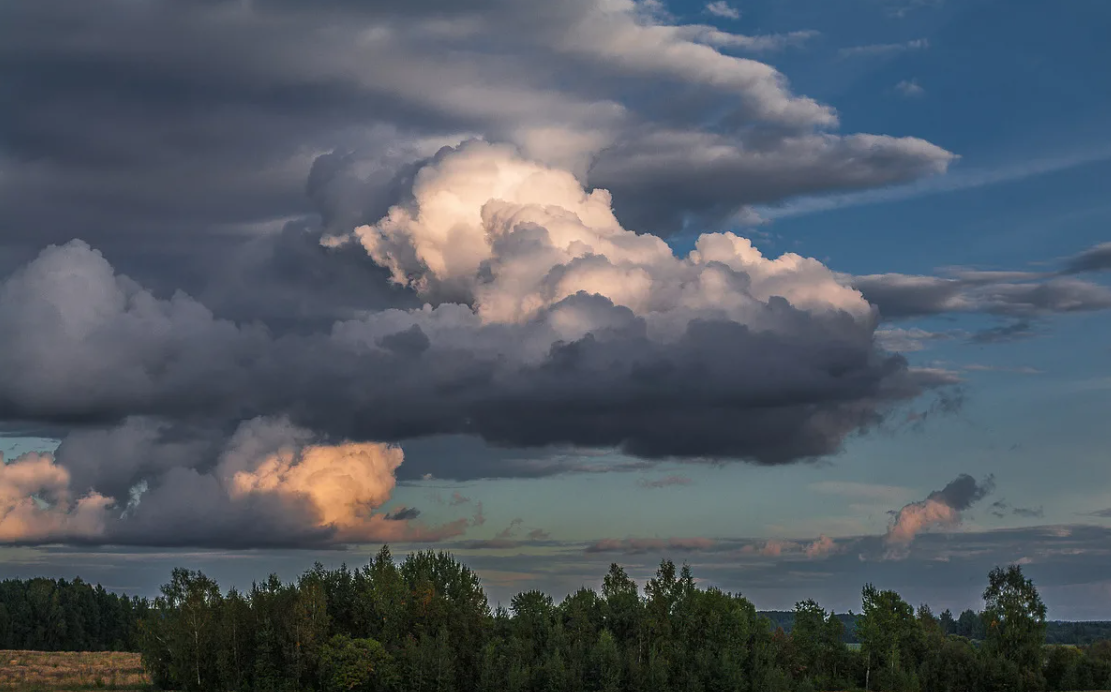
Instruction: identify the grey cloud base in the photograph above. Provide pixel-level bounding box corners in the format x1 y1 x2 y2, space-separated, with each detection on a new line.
0 240 944 466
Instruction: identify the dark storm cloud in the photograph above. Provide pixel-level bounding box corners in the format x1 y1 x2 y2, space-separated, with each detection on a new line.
0 0 986 548
0 0 952 265
0 241 950 464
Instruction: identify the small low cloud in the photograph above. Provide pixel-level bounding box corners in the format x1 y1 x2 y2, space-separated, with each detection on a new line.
805 534 840 558
896 79 925 97
704 1 740 19
992 500 1044 519
884 474 994 555
637 475 693 489
496 518 524 540
384 506 421 521
527 528 551 540
758 539 797 557
840 38 929 58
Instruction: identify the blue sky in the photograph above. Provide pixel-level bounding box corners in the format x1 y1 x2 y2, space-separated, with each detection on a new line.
0 0 1109 618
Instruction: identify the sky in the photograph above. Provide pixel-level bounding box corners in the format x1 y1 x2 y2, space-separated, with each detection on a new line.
1 0 1110 619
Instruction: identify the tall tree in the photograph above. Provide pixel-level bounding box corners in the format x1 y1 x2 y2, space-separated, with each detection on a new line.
982 565 1047 674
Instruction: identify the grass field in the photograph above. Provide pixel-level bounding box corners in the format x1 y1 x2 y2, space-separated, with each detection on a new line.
0 651 150 691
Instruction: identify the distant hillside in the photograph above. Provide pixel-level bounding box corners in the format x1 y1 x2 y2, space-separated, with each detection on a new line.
759 610 1111 646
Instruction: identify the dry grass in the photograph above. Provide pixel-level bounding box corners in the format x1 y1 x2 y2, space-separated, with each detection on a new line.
0 650 150 691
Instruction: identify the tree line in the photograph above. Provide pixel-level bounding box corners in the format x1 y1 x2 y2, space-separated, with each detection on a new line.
762 606 991 643
2 550 1110 692
132 548 1111 692
0 576 147 651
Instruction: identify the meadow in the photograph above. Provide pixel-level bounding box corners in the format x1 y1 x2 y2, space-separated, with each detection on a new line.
0 650 149 691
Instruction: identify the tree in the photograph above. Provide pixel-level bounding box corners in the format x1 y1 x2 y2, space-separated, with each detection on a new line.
149 568 223 691
856 584 921 690
791 599 826 678
982 565 1047 680
319 634 395 692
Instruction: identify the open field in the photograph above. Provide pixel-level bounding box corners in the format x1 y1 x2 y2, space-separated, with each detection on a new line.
0 651 149 691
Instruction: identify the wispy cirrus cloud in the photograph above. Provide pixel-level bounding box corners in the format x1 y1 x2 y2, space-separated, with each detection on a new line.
839 38 929 58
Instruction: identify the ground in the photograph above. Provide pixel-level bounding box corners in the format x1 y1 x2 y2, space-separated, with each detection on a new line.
0 651 149 691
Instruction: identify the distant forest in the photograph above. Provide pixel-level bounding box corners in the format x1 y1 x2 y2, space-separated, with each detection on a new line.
761 611 1111 646
2 549 1111 692
0 577 147 651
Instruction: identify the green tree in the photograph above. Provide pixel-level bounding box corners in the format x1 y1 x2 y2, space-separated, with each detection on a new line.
319 634 394 692
856 584 921 690
982 564 1047 687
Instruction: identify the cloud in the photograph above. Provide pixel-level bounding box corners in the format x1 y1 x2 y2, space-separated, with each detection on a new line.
758 539 798 557
637 475 693 489
839 38 929 58
0 0 990 546
0 0 953 275
990 500 1042 519
673 26 820 52
875 327 960 352
896 79 925 97
884 474 994 554
805 534 840 558
755 146 1111 223
705 2 741 20
844 243 1108 344
0 222 952 470
853 270 1111 321
457 519 552 550
962 364 1042 375
496 518 524 540
384 506 422 521
1062 242 1111 275
0 453 111 543
586 537 716 554
0 418 469 548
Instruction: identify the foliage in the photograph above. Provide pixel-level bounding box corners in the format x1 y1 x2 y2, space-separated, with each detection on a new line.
7 555 1111 692
0 577 146 652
